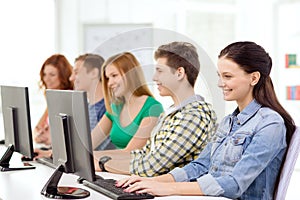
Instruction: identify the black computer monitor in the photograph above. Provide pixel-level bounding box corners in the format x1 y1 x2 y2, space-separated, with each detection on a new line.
0 85 35 171
41 89 95 199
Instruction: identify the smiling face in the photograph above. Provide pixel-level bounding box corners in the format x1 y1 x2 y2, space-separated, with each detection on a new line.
152 57 178 97
105 64 127 98
217 57 257 110
43 64 61 89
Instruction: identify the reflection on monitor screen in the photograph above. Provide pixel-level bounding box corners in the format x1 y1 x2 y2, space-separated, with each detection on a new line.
41 89 95 199
0 85 35 171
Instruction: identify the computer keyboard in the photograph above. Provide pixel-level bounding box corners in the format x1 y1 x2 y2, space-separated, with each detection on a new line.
36 157 56 169
82 178 154 200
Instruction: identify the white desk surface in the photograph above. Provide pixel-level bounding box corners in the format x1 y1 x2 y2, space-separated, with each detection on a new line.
1 124 299 199
2 145 299 200
0 145 232 200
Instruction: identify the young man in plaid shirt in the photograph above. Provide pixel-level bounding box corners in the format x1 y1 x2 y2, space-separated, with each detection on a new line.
94 41 217 176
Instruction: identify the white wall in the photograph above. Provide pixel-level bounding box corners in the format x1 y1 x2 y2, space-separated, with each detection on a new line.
55 0 239 121
0 0 299 140
0 0 55 139
277 2 300 125
55 0 300 124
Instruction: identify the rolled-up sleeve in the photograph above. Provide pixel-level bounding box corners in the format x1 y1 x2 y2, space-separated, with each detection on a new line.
169 167 189 182
197 174 224 196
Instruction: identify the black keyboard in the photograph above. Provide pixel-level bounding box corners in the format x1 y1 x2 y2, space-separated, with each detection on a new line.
82 178 154 200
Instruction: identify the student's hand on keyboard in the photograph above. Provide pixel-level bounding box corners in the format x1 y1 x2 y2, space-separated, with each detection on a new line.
116 175 152 188
123 180 174 196
116 175 177 196
33 148 52 160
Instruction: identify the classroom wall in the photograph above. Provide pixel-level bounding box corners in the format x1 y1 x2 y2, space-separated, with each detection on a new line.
0 0 299 138
55 0 300 124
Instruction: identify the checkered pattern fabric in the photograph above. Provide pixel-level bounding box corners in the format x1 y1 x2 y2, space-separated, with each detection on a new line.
130 100 217 177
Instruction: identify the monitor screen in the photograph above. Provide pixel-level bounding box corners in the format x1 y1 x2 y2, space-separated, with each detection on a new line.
41 89 95 198
0 85 35 171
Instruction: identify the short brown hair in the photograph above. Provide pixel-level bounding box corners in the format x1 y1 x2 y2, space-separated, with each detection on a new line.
154 41 200 87
75 53 105 81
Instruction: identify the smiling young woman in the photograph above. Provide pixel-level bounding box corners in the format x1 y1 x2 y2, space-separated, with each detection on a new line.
91 52 164 151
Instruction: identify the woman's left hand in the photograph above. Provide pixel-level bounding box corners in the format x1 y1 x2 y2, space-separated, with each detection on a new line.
123 180 176 196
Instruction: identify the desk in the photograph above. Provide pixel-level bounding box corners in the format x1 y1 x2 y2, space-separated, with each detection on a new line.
1 145 300 200
0 146 232 200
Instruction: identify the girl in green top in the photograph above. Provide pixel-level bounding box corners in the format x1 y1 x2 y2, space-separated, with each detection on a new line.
91 52 163 151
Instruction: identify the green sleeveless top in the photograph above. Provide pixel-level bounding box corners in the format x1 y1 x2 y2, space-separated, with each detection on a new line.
106 96 163 149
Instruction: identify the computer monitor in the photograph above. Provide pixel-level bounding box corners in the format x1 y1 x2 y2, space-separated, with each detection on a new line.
41 89 95 198
43 89 155 200
0 85 35 171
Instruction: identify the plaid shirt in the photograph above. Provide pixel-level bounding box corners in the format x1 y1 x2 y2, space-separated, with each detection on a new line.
130 95 217 177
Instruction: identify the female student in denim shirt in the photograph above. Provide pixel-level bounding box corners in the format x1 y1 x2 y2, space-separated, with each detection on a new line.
116 41 296 200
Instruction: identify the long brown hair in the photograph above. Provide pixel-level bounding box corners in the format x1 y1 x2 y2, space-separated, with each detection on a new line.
39 54 73 92
101 52 153 113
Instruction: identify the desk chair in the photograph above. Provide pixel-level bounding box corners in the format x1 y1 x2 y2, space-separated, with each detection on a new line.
274 126 300 200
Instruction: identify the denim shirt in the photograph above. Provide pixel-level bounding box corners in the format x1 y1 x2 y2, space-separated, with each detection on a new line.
170 100 287 200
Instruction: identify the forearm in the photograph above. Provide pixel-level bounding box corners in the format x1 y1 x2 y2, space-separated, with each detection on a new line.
152 173 175 182
93 150 131 174
168 182 203 196
105 159 130 175
94 149 131 160
124 138 148 151
35 109 48 128
91 125 108 149
91 116 112 149
34 109 48 135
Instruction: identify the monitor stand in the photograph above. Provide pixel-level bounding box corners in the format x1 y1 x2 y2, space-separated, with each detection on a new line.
41 164 90 199
0 144 35 172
